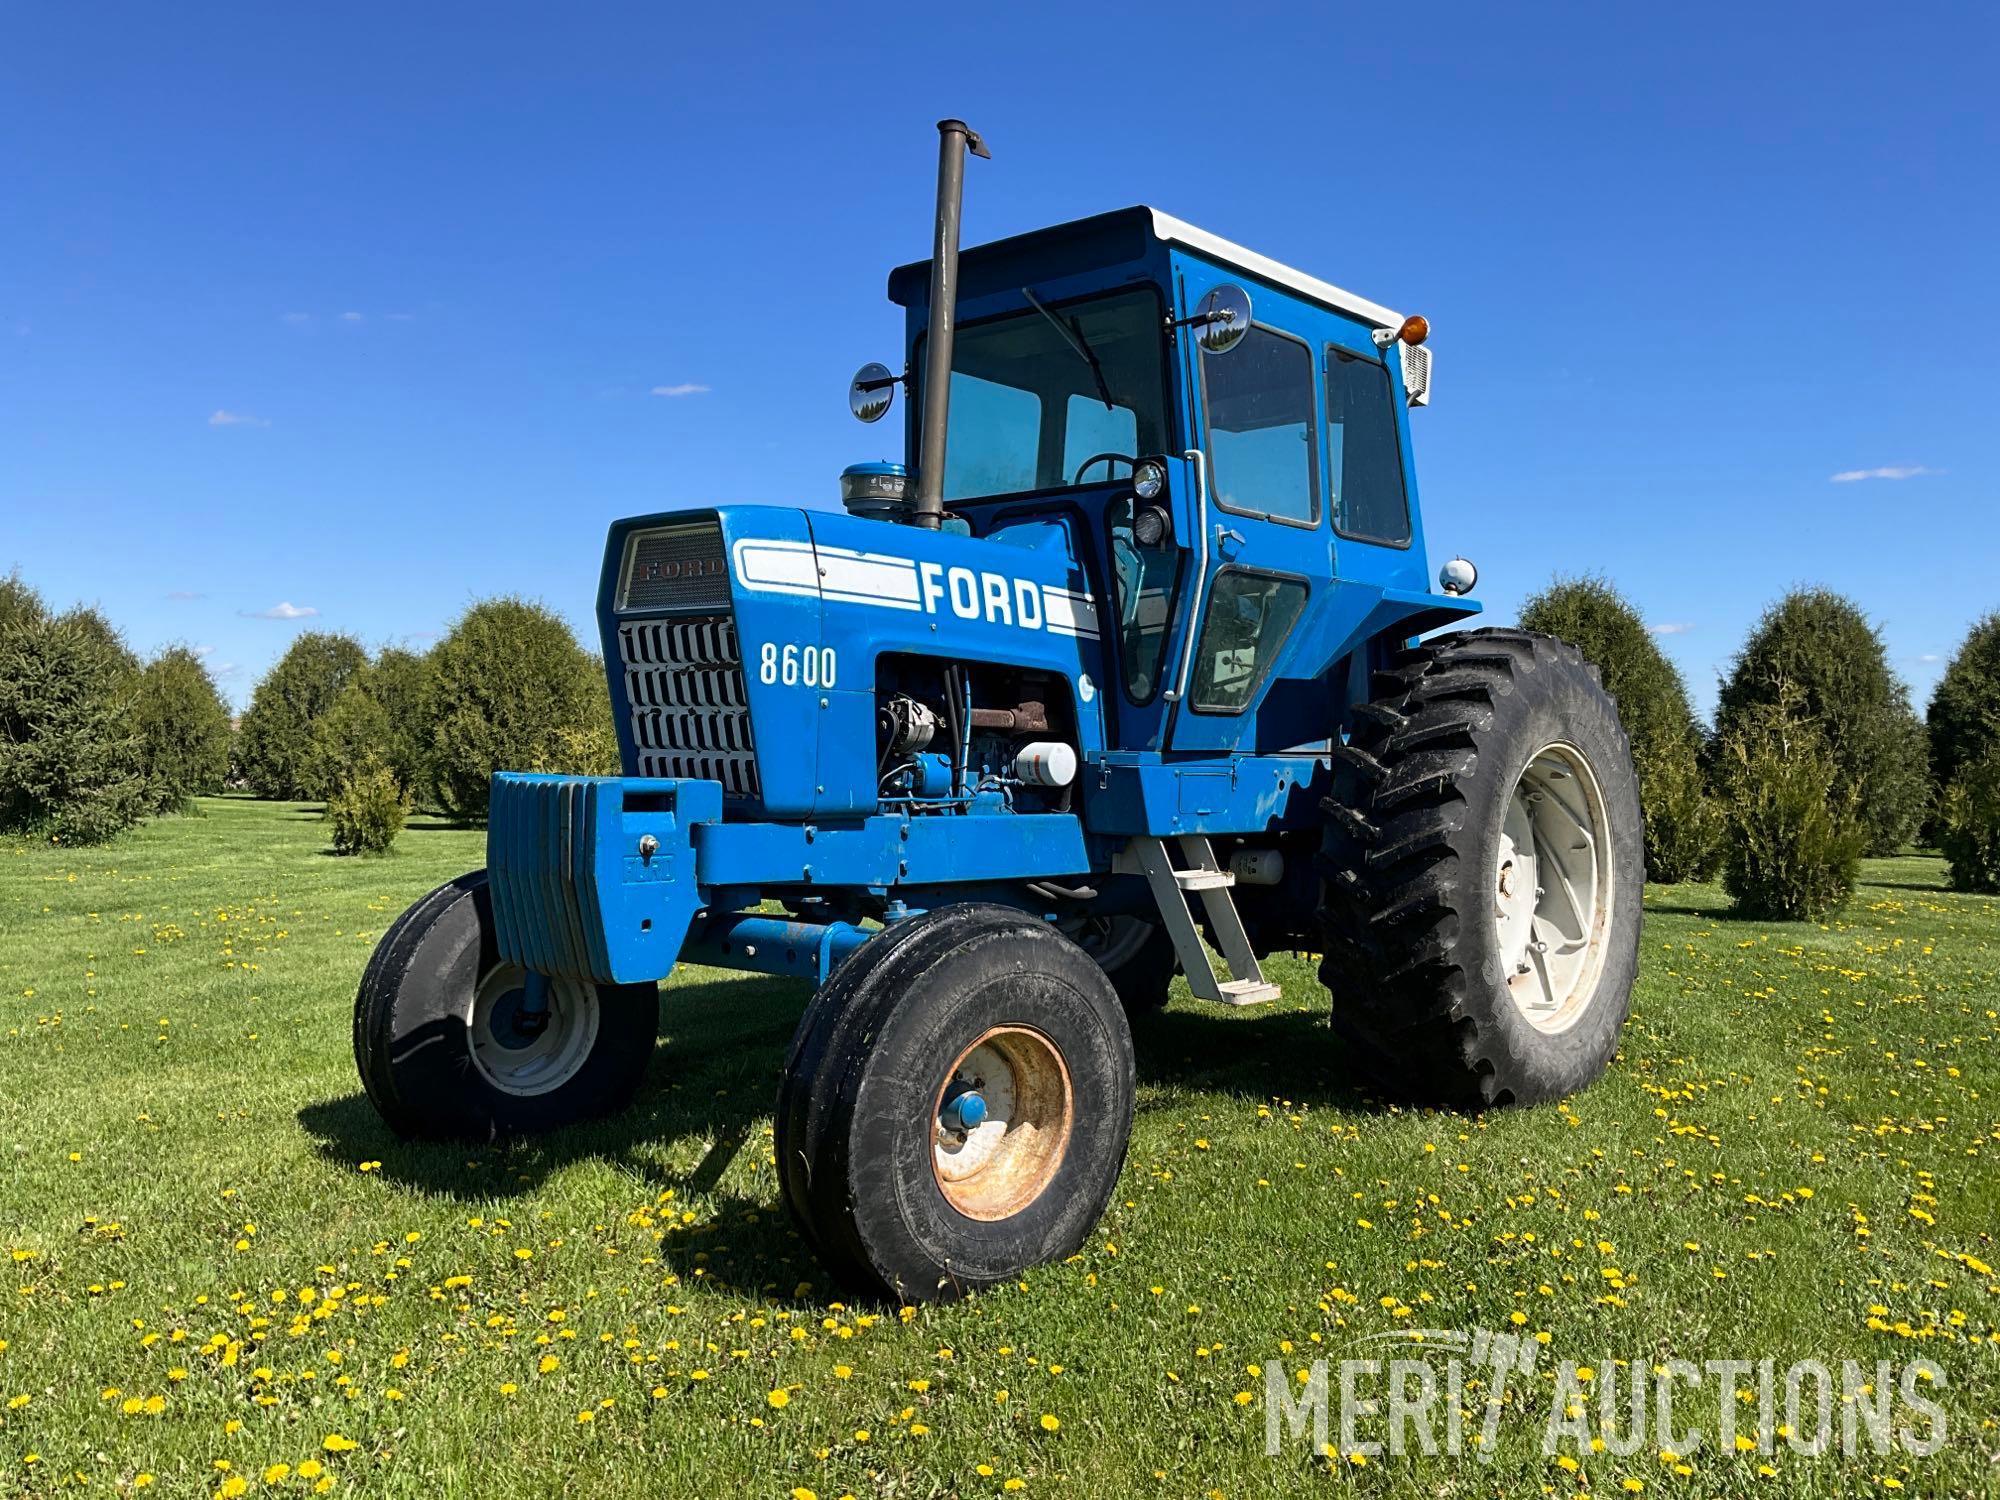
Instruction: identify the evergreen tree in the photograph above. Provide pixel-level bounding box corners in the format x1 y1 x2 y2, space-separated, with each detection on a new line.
1715 589 1929 856
235 633 368 799
134 646 232 812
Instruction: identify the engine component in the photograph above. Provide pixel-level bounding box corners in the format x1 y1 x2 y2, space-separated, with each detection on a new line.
841 461 912 522
969 699 1051 735
880 694 938 756
1012 741 1077 788
912 753 955 799
1228 848 1285 886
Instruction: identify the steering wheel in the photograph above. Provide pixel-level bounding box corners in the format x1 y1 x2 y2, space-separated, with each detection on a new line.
1073 452 1139 484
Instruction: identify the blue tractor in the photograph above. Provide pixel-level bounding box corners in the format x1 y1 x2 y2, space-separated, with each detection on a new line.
356 122 1642 1302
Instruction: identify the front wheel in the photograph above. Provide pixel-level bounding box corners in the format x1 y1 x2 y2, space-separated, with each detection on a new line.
354 871 659 1139
1317 630 1643 1108
775 904 1136 1302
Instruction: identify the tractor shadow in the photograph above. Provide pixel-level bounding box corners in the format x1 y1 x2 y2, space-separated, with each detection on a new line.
1127 1001 1381 1116
298 972 828 1298
299 973 809 1184
298 973 1390 1300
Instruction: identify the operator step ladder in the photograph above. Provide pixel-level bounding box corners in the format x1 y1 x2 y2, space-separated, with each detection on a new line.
1123 836 1282 1007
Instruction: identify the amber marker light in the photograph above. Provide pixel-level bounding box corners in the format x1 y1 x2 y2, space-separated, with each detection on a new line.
1397 314 1430 346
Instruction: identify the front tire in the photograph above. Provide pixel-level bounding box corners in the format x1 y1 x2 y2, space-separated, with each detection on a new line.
354 871 659 1139
775 904 1136 1302
1317 630 1642 1108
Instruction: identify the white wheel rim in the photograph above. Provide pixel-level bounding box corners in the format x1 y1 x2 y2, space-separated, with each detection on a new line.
932 1027 1073 1221
1495 743 1614 1035
469 964 600 1097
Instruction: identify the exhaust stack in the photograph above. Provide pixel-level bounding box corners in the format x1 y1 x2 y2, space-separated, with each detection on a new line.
910 118 989 530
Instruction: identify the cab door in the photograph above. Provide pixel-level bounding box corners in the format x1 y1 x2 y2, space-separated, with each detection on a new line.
1167 280 1325 753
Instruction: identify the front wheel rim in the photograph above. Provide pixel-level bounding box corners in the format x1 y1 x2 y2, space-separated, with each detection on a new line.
1494 743 1614 1035
469 965 599 1097
931 1026 1073 1221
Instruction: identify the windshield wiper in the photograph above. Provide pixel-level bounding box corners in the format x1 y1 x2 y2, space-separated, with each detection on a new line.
1022 287 1114 411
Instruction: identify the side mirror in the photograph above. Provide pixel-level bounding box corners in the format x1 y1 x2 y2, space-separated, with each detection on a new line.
1193 284 1252 355
849 362 897 423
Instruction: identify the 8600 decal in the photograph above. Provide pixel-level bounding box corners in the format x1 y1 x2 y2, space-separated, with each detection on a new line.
758 641 837 688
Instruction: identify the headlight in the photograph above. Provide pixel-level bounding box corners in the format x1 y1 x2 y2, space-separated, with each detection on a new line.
1132 458 1166 500
1438 556 1478 596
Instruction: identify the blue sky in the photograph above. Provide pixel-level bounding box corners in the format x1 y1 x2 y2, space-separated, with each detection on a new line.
4 2 1993 713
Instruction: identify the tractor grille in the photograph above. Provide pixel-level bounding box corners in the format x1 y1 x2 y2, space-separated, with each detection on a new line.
616 615 760 798
617 522 733 613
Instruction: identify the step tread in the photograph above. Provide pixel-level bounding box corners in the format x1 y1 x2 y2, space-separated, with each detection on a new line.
1173 869 1235 890
1214 978 1281 1006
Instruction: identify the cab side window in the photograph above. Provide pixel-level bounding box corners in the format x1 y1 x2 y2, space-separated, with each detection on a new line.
1203 326 1318 525
1191 569 1308 713
1325 347 1411 546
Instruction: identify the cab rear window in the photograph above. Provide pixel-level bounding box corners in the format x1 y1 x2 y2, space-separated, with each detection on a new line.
1326 346 1411 546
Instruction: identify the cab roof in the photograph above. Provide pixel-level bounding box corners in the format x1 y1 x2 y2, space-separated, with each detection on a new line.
888 205 1402 331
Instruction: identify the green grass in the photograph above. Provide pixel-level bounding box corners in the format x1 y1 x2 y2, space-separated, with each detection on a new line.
2 798 1996 1498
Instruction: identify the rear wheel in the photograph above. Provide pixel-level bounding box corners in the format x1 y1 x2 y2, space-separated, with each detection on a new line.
1317 630 1642 1107
354 871 659 1139
775 904 1136 1302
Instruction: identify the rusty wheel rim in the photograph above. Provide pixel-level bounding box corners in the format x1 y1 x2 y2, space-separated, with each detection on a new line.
931 1025 1073 1221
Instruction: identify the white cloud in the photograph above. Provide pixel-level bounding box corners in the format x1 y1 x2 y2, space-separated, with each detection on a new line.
650 382 710 398
1648 622 1694 636
1918 653 1942 663
191 644 215 657
213 661 241 677
241 602 318 620
1829 465 1939 483
339 311 364 323
208 409 269 428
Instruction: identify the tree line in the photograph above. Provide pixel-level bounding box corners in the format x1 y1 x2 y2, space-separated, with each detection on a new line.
6 562 2000 906
1520 579 2000 917
1 572 232 843
0 575 613 855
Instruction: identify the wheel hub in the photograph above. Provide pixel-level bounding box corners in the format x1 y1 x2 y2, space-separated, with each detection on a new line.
932 1026 1073 1221
469 964 600 1096
1495 744 1613 1035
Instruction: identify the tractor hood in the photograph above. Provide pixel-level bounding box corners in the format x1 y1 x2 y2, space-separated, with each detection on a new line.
595 503 1110 821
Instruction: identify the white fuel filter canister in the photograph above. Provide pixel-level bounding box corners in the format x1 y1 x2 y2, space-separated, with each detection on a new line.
1012 741 1077 787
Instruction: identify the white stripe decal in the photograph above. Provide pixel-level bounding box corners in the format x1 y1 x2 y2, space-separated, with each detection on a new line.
731 538 820 598
732 535 1097 640
816 547 923 611
1042 585 1101 640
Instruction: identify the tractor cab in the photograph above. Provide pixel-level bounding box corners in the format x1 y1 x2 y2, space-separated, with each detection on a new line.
852 205 1467 758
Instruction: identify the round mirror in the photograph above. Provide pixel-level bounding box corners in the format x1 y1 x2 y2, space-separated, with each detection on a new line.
849 362 896 423
1195 284 1252 355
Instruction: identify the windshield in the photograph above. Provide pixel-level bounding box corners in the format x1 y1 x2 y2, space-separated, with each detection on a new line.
916 287 1172 502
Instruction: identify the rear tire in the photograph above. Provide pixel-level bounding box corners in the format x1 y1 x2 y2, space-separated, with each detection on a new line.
775 904 1136 1302
1317 630 1642 1108
354 871 659 1140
